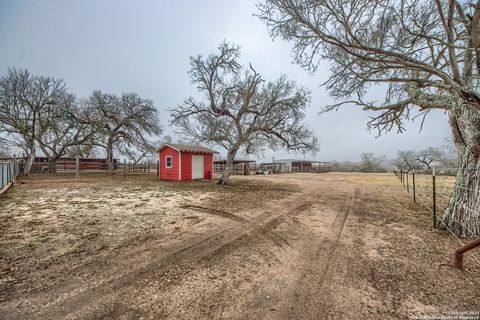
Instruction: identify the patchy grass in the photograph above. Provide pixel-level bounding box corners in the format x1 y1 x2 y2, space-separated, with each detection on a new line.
333 172 455 212
0 173 296 303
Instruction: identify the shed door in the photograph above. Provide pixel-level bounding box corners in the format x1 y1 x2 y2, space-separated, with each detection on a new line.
192 155 204 179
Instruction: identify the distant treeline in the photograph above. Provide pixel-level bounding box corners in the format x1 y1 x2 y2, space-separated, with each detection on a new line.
331 144 458 175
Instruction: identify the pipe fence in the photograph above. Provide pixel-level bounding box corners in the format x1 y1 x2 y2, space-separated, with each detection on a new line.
1 161 18 190
2 156 157 186
393 169 480 268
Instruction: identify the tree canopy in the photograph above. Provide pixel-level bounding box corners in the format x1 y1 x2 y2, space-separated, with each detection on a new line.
0 68 67 173
87 90 162 173
257 0 480 136
171 42 318 184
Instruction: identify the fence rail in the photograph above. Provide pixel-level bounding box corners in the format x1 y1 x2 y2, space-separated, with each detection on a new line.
0 157 157 187
393 169 480 268
213 162 257 175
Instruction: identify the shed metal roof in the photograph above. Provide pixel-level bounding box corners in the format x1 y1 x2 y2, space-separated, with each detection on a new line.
156 143 218 154
214 159 256 163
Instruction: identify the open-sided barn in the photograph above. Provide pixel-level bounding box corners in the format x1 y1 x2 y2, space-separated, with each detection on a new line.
272 159 331 173
157 144 217 181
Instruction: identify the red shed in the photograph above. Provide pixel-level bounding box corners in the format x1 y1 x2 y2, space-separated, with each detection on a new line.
157 144 217 181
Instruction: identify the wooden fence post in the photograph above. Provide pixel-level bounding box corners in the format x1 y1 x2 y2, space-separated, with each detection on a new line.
432 167 436 229
75 156 80 180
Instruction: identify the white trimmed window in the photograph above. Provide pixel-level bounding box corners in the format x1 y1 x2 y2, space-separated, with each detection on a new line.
165 156 173 168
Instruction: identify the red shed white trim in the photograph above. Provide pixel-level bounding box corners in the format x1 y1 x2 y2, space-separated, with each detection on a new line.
156 144 217 181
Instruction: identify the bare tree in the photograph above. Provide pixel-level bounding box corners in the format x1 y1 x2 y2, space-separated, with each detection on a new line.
171 42 318 185
258 0 480 236
0 144 11 158
416 147 444 170
65 142 97 158
359 153 386 173
439 137 459 169
118 137 158 165
0 68 66 174
36 93 96 172
393 150 424 171
87 91 162 174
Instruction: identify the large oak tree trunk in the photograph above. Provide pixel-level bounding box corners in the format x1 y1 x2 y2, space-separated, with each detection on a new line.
443 145 480 237
106 139 115 175
23 144 36 175
218 149 237 185
48 160 57 173
442 107 480 237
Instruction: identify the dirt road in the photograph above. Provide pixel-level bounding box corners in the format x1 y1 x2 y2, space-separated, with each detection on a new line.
1 173 479 319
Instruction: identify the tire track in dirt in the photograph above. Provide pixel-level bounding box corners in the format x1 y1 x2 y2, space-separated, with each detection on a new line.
179 205 248 223
180 204 291 248
274 187 359 320
21 188 319 320
158 193 321 319
152 184 338 320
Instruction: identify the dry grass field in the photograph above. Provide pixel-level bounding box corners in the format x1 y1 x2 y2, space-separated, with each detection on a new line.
0 172 478 320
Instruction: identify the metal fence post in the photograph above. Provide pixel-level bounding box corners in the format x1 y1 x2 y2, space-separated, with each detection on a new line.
1 163 4 188
123 159 127 180
412 171 416 203
406 171 410 193
402 171 405 188
12 154 17 184
6 162 12 184
432 167 437 229
400 170 403 183
157 160 159 178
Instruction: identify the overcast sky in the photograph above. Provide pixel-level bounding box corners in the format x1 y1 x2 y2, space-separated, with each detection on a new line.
0 0 452 162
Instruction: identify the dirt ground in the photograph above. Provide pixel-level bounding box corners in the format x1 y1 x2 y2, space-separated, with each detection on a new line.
0 172 479 320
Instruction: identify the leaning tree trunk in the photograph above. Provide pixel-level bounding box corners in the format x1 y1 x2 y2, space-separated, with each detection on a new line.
442 106 480 237
218 149 237 185
23 144 36 175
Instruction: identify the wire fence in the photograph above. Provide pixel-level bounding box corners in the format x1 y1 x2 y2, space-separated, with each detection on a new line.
393 169 480 266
